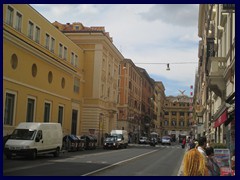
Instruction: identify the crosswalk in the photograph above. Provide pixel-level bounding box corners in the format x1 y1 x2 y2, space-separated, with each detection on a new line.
129 143 185 149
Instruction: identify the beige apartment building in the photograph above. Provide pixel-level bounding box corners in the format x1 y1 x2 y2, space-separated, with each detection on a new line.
3 4 85 136
52 21 124 142
195 4 235 151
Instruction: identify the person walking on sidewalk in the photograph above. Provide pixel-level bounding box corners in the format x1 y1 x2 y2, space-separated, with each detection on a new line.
206 146 220 176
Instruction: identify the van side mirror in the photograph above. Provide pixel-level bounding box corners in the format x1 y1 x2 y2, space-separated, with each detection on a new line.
122 137 124 140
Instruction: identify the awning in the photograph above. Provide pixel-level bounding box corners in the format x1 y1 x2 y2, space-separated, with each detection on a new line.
214 110 228 128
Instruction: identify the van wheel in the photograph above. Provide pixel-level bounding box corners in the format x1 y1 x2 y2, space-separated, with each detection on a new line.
30 150 37 160
54 148 60 157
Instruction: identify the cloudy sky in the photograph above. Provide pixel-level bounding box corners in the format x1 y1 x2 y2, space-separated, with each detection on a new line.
31 4 199 96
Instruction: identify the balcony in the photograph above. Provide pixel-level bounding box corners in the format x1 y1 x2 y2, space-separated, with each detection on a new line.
207 57 227 97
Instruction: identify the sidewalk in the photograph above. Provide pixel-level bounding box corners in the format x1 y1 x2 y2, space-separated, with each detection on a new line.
177 146 188 176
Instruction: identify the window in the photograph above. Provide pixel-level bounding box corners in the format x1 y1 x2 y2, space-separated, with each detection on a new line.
71 52 74 65
172 120 176 126
4 93 16 125
172 111 176 115
48 71 53 84
63 47 67 60
6 6 14 26
74 77 80 93
44 102 51 122
74 55 78 67
164 111 169 115
180 121 184 126
15 12 22 31
45 34 50 49
71 110 78 135
59 43 63 58
50 37 55 52
164 120 168 126
26 98 35 122
61 77 65 88
58 106 64 125
32 63 37 77
35 26 40 43
28 21 34 39
11 53 18 69
180 112 184 116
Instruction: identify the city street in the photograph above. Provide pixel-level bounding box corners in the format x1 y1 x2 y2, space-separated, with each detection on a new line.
3 143 186 176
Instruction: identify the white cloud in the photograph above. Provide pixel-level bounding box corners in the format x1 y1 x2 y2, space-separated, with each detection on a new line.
31 4 199 96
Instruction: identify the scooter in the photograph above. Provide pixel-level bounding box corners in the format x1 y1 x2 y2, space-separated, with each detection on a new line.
150 138 157 147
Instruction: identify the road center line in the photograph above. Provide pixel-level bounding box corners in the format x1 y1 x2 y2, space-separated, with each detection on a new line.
82 149 158 176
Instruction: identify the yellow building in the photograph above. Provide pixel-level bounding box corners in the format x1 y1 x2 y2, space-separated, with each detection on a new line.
52 21 124 143
3 4 84 136
163 95 191 140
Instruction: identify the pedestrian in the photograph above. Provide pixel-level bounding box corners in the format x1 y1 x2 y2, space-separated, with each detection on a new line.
197 136 212 175
189 140 197 150
205 146 220 176
182 137 186 149
183 148 209 176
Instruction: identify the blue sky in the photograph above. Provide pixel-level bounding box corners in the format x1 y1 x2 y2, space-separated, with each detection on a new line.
31 4 199 96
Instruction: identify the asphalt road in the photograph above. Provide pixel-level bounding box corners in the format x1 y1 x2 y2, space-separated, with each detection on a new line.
3 143 186 176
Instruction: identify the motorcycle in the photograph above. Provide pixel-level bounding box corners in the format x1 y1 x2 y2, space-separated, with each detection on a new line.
150 138 157 147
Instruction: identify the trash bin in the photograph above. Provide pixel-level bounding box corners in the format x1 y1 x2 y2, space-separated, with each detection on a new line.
62 135 79 152
81 135 97 150
76 136 85 151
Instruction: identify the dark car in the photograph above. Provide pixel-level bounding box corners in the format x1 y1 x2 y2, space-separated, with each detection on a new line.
103 135 120 149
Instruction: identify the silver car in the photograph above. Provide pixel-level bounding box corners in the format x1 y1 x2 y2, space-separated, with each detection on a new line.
139 137 149 144
161 136 171 145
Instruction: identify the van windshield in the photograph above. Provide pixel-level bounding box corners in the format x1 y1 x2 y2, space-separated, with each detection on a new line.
10 129 37 140
112 134 123 140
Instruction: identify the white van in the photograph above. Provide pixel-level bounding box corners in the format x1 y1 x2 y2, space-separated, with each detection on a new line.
110 130 129 148
4 122 63 159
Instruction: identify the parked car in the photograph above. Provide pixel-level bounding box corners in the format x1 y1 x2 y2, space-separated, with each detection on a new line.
139 137 149 144
103 135 120 149
161 136 171 145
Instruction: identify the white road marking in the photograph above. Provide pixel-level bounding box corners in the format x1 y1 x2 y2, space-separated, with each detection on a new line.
82 149 158 176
